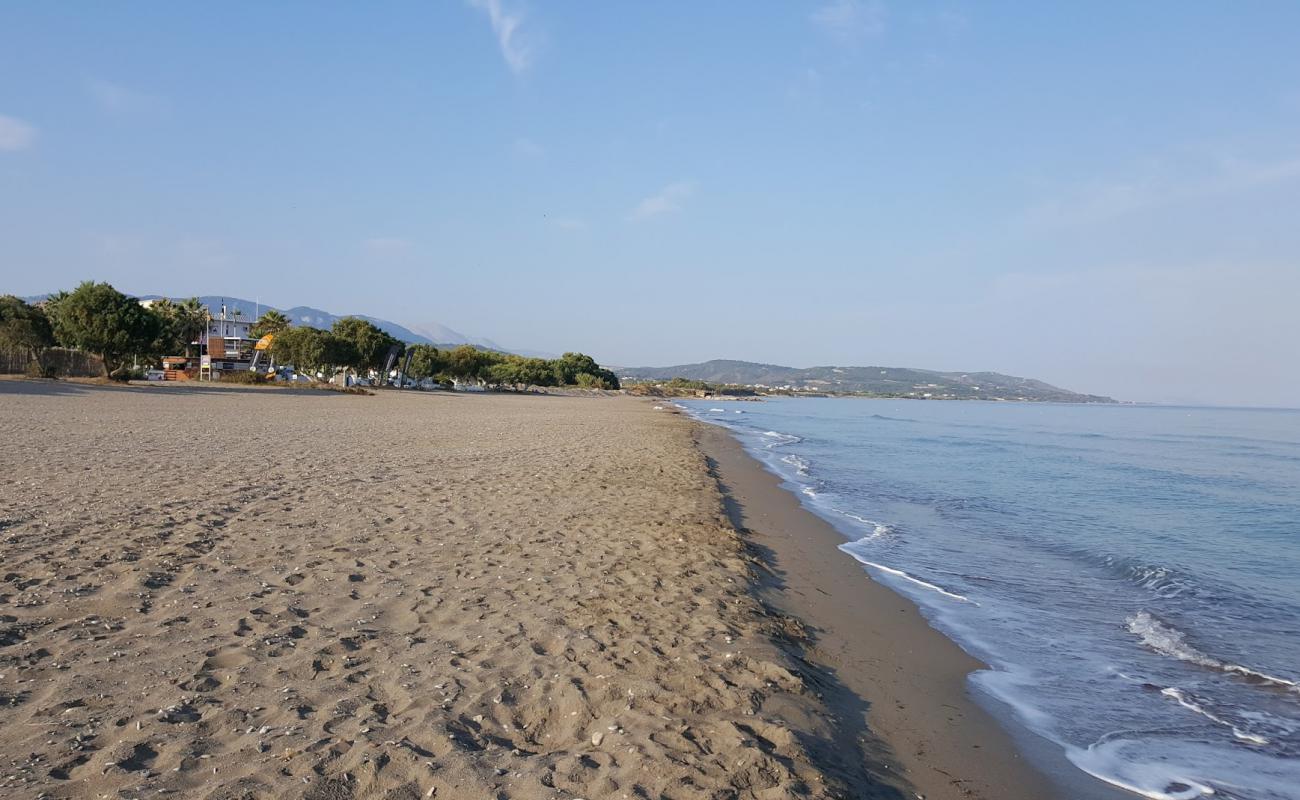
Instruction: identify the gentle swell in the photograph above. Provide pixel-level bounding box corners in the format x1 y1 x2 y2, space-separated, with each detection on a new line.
1127 612 1299 692
761 430 803 449
839 546 977 604
1160 687 1270 745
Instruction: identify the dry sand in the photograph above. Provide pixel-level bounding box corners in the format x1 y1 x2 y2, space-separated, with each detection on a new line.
0 380 1060 800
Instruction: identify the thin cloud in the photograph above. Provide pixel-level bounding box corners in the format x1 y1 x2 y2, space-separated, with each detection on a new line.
468 0 537 74
628 181 695 221
0 114 37 151
1019 153 1300 231
513 137 544 158
811 0 886 43
88 79 159 113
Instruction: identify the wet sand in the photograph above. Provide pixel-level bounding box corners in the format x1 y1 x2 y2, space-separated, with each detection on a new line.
692 419 1066 800
1 379 1063 799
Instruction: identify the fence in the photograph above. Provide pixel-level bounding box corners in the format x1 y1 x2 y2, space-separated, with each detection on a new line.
1 347 105 378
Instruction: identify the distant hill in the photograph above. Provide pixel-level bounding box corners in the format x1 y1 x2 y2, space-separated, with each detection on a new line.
617 359 1115 403
136 296 486 348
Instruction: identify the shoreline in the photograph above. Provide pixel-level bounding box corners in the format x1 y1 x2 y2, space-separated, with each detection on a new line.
686 412 1068 800
1 379 1123 799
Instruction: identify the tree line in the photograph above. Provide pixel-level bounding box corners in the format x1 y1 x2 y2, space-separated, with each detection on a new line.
1 281 619 389
265 315 618 389
1 283 207 377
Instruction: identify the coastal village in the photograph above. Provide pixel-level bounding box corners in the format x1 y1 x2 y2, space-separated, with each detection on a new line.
1 285 620 391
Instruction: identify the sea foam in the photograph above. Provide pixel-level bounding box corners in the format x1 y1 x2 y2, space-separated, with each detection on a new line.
1127 612 1299 692
839 545 976 604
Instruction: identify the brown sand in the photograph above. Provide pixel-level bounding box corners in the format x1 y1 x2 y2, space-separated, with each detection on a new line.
0 380 1059 800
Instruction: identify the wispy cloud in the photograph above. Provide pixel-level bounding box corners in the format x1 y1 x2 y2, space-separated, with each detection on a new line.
811 0 886 43
628 181 695 221
88 79 159 114
468 0 537 74
1019 152 1300 231
0 114 37 151
513 136 544 158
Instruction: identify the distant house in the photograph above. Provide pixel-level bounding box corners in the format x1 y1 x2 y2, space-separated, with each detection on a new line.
203 307 256 374
140 300 259 378
207 316 253 341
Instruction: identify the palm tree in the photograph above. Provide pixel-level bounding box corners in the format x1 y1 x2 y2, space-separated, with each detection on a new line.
251 309 290 338
175 298 209 357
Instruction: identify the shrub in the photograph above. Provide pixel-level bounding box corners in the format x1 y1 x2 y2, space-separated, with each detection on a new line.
219 370 269 385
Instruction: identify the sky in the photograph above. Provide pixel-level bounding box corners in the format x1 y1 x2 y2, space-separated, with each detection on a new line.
2 1 1299 405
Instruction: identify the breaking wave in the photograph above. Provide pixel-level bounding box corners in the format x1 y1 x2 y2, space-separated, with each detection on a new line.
833 510 892 539
1160 687 1270 745
1127 612 1299 692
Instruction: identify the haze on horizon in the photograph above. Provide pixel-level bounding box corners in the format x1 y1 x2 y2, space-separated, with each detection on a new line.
2 2 1298 407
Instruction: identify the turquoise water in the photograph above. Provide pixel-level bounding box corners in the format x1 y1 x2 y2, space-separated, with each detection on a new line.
681 398 1300 800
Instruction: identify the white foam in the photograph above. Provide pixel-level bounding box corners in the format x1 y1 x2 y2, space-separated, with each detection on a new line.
1161 687 1270 745
834 510 891 539
1067 737 1300 800
1128 612 1299 692
1066 739 1215 800
760 433 801 452
709 407 725 412
839 548 977 604
800 487 819 498
780 454 811 475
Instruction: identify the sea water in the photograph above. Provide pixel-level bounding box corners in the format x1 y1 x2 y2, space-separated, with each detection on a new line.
679 398 1300 800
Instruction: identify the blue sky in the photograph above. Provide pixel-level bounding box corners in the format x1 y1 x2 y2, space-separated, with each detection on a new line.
2 2 1298 404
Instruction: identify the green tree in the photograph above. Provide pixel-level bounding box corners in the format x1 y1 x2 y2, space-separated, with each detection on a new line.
484 361 519 388
318 333 359 372
331 317 401 371
268 326 321 371
0 295 56 374
513 357 557 388
46 282 163 378
405 344 446 379
443 345 499 382
269 326 358 375
551 352 620 389
251 309 290 338
143 298 183 357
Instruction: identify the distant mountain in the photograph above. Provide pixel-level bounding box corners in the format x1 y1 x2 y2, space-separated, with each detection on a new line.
23 290 560 357
617 359 1115 403
126 295 503 350
407 321 506 352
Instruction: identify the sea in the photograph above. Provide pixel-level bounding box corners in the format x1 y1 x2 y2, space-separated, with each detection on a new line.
678 397 1300 800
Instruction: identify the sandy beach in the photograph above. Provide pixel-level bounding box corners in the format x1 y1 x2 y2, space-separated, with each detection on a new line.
1 380 1057 799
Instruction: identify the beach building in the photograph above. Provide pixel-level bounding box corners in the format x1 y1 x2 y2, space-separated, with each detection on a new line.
200 305 258 377
142 300 261 379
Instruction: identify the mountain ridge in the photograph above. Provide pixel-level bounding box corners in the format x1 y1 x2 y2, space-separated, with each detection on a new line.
616 359 1115 402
